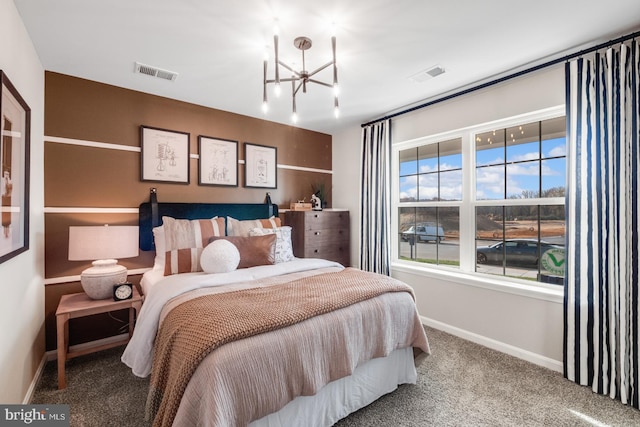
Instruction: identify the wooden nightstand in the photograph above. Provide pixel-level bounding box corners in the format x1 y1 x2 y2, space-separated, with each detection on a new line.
55 288 143 389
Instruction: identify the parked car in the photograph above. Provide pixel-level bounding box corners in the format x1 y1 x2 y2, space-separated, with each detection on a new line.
401 223 445 243
476 239 561 266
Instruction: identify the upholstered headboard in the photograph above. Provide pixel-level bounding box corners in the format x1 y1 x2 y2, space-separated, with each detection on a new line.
139 189 278 251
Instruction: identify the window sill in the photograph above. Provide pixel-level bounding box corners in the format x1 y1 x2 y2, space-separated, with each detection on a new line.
391 260 564 304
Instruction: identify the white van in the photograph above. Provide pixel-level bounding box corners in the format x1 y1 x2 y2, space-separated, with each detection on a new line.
401 223 445 243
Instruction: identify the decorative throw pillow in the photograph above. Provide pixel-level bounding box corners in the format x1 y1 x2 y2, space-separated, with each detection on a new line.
208 234 276 268
248 226 294 263
163 216 226 275
226 216 281 237
200 239 240 274
152 225 165 271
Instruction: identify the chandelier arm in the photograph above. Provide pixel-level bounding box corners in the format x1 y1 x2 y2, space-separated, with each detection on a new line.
306 61 334 78
332 35 338 87
275 77 301 83
277 61 301 77
293 81 304 96
307 79 334 88
292 79 297 117
274 34 280 85
263 59 268 104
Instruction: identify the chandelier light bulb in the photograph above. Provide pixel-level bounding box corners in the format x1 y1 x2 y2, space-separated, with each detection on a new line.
262 101 268 114
292 112 298 123
334 106 340 118
274 83 281 97
333 83 340 97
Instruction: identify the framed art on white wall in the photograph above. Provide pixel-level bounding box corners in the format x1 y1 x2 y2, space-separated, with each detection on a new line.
0 71 30 265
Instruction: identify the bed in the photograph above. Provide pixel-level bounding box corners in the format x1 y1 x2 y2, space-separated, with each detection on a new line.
122 190 430 427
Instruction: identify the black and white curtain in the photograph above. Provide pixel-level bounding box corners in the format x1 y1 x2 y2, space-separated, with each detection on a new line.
565 40 640 408
360 120 391 275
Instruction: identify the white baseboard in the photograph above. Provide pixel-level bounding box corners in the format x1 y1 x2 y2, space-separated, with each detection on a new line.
23 354 48 404
23 333 131 403
421 316 563 373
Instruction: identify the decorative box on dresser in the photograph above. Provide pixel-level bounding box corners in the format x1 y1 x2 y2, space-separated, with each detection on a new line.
284 209 350 266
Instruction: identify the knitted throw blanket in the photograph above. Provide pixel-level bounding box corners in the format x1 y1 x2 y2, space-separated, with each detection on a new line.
146 267 415 427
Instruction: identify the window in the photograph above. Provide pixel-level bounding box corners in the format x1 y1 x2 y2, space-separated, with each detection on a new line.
395 111 566 286
399 138 461 268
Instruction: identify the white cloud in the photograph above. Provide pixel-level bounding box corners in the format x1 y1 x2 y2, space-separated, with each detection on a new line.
547 145 567 157
541 163 561 176
507 163 539 176
419 164 437 173
508 151 539 162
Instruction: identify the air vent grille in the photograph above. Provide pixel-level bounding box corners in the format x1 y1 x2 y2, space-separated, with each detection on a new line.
409 65 446 83
134 62 178 81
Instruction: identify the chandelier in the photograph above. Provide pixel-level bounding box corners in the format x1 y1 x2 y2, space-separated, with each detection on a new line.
262 25 339 123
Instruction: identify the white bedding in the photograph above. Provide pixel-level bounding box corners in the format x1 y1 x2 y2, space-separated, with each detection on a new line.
124 258 429 426
122 258 344 377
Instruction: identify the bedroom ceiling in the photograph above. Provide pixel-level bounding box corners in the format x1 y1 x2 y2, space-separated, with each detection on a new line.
13 0 640 136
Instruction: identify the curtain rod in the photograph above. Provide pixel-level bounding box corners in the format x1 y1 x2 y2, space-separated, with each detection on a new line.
361 29 640 128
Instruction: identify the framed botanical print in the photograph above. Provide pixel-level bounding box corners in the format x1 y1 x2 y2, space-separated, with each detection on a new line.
0 71 31 264
140 125 190 184
198 136 238 186
244 142 277 189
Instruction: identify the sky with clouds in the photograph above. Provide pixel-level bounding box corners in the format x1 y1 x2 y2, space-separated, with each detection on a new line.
400 137 566 201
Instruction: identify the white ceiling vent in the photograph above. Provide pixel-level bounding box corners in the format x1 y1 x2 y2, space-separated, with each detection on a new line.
134 62 178 81
409 65 446 83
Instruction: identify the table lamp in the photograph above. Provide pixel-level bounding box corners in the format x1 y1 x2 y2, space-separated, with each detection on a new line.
68 225 139 299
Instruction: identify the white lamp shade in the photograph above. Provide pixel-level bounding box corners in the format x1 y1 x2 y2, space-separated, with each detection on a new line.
68 225 139 261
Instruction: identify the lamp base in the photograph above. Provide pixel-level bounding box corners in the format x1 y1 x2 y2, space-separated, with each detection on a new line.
80 259 128 300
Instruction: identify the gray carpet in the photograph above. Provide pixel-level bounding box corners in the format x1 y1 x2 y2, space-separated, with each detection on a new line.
32 327 640 426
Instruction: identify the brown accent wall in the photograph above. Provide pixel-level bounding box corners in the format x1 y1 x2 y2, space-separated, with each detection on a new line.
44 71 332 350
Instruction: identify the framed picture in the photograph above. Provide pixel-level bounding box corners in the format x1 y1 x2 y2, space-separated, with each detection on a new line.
0 71 31 265
198 136 238 186
244 142 277 189
140 125 190 184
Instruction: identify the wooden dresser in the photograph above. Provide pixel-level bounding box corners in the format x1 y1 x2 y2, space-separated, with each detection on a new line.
284 209 350 266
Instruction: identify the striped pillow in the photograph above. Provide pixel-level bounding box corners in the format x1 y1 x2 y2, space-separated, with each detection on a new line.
226 216 281 237
163 216 225 275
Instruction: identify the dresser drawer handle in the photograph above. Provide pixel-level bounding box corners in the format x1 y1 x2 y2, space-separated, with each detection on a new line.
314 231 321 235
314 249 319 253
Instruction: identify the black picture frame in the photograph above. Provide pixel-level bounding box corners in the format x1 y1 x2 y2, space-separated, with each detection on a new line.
140 125 190 184
244 142 277 189
198 136 238 187
0 71 31 265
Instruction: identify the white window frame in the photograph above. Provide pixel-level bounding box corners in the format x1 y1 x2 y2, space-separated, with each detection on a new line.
391 105 566 302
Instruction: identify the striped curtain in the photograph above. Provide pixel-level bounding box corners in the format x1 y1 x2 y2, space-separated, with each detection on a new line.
360 120 391 275
564 40 640 407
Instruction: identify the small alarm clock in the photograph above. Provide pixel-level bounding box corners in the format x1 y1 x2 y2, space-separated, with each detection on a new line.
113 282 133 301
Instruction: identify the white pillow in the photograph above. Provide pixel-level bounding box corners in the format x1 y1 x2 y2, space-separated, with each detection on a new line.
200 239 240 274
227 216 281 236
248 226 294 263
152 226 165 271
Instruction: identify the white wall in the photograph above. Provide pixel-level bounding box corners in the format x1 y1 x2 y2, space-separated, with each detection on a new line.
333 65 567 370
331 125 361 267
0 0 45 403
